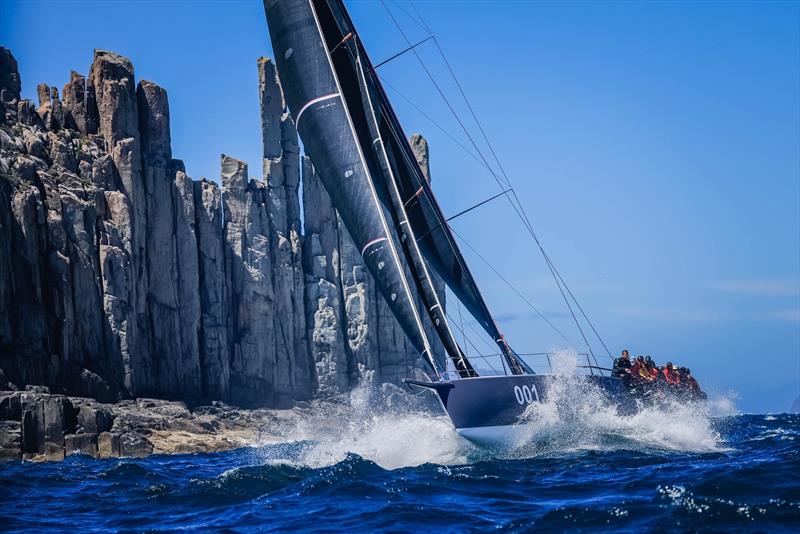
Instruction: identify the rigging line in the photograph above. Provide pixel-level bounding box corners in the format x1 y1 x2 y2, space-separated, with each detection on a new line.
413 189 512 243
507 185 611 362
431 36 513 190
446 189 512 222
377 75 487 169
455 299 502 355
373 35 435 69
431 24 615 362
448 311 503 376
450 226 570 343
444 308 500 375
409 0 434 35
379 0 507 188
380 74 605 359
541 248 613 361
381 0 609 364
389 0 431 35
397 3 612 363
456 298 468 358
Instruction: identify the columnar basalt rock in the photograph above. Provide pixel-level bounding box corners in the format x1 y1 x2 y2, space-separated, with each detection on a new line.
301 156 349 395
0 46 437 415
193 178 230 400
301 155 432 393
136 79 202 397
258 57 311 403
221 154 280 406
89 49 149 395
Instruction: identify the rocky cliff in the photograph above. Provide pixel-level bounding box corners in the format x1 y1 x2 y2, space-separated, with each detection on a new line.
0 47 439 408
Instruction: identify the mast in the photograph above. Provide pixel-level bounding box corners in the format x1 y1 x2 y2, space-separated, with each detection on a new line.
352 35 477 378
325 0 531 376
264 0 531 377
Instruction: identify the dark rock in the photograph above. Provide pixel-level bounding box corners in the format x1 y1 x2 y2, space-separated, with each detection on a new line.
36 83 58 130
258 57 311 404
65 432 97 457
20 394 75 460
193 178 230 400
0 391 22 420
62 71 89 133
75 402 114 434
222 154 278 405
0 420 21 461
50 86 64 129
0 47 21 124
97 431 120 458
17 99 40 127
136 79 202 397
90 49 149 396
119 431 152 457
0 47 21 100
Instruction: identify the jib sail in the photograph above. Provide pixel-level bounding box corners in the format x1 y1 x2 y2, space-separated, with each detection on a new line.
263 0 440 375
264 0 530 377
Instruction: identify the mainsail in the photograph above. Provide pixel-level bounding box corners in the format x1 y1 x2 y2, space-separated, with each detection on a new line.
263 0 530 377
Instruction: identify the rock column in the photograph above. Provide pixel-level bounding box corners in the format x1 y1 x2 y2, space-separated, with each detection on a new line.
89 50 149 395
136 80 202 397
258 58 311 403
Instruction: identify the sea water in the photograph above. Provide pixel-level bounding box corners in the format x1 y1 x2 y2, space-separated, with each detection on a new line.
1 373 798 532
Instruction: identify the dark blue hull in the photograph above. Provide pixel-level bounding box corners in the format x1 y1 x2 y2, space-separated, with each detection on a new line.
406 374 698 446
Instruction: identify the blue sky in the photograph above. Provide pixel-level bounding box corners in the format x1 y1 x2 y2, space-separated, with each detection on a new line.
3 0 798 412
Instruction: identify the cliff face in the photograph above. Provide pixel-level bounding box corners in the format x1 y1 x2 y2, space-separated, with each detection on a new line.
0 47 436 406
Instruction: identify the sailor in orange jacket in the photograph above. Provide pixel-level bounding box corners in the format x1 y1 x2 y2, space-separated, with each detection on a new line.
662 362 680 385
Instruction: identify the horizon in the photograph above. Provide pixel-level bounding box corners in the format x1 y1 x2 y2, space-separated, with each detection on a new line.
3 0 798 413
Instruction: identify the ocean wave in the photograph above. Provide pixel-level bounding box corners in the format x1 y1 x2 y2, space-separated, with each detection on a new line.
253 354 731 471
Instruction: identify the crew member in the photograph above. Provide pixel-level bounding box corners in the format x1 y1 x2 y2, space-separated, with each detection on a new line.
662 362 677 385
613 350 632 378
630 355 644 377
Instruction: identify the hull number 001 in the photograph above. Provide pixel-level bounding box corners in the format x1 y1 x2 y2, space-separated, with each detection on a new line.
513 384 539 405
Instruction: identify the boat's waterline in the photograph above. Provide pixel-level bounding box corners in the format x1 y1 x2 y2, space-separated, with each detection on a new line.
456 423 536 447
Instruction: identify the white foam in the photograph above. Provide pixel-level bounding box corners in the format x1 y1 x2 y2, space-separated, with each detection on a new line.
258 385 472 470
255 354 734 469
509 351 729 455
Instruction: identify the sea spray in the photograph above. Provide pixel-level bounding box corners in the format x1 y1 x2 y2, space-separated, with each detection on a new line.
252 357 732 471
511 351 727 455
257 384 474 469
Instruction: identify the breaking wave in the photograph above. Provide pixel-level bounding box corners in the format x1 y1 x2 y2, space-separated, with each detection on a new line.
509 352 728 455
2 368 796 532
255 353 733 470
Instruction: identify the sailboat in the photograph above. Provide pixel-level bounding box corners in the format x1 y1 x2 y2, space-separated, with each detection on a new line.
262 0 704 446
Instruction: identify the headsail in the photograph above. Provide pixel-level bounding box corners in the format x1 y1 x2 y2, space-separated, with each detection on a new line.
264 0 530 377
263 0 440 375
321 0 530 375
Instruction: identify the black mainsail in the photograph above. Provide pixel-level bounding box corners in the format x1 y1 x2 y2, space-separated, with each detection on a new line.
264 0 530 377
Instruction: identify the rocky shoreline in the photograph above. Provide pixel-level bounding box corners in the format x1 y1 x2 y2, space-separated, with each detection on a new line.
0 389 293 462
0 43 449 462
1 44 440 404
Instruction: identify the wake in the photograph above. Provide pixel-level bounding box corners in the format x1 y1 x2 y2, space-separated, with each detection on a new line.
255 355 734 470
